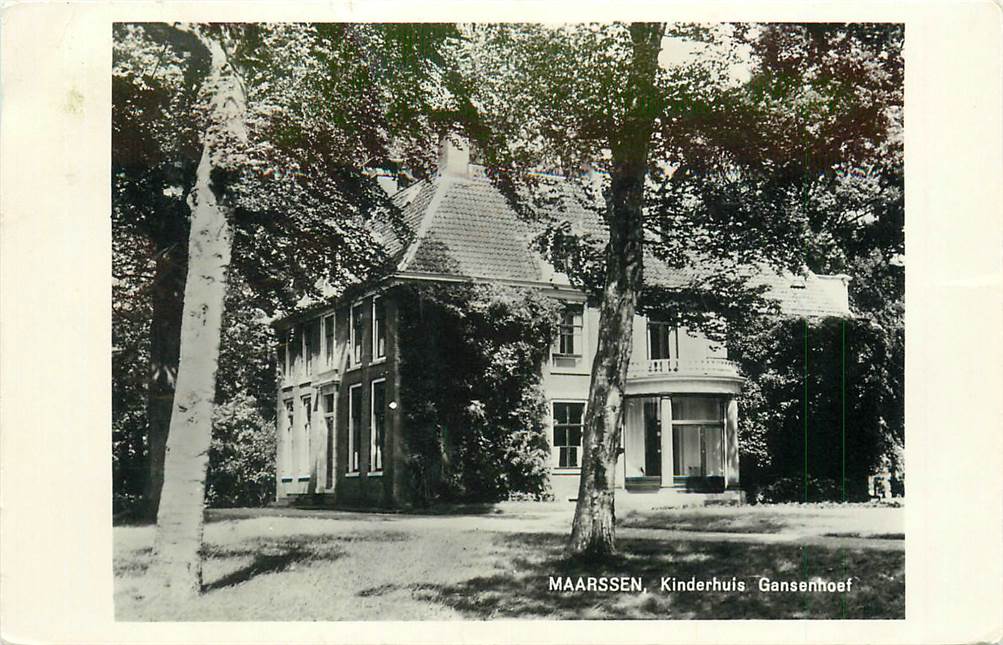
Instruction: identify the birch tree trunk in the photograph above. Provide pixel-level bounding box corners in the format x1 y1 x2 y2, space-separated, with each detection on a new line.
568 22 665 558
151 27 247 597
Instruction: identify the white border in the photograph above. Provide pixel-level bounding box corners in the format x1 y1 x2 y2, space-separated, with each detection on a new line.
1 2 1001 644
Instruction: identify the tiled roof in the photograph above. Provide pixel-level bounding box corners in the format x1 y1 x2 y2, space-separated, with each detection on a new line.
385 173 850 318
402 177 545 282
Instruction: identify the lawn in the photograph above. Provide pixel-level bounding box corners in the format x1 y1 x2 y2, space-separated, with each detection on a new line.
619 503 904 539
115 504 904 621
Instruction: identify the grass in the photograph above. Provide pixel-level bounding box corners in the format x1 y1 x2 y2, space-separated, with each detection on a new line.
433 534 903 620
115 505 904 621
620 503 903 539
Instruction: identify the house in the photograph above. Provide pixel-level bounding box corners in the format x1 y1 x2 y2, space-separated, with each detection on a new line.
271 139 852 508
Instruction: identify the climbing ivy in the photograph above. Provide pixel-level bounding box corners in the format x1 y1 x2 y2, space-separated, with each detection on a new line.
396 283 561 504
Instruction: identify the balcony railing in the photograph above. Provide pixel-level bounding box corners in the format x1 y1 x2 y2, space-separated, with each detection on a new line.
630 357 741 379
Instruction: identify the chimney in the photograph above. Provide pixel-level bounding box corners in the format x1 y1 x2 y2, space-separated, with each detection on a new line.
438 134 470 177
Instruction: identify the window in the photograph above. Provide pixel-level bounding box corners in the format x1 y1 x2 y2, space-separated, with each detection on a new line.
300 396 312 477
552 305 583 369
351 303 364 366
287 327 299 375
648 322 674 361
282 399 294 479
372 296 386 361
324 392 335 489
277 332 288 379
303 322 315 376
323 314 335 369
553 402 585 469
671 396 724 479
348 384 362 473
370 379 386 473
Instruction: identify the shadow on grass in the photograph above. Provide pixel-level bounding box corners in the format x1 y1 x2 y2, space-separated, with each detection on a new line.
118 533 355 592
822 532 904 540
202 547 321 592
430 532 904 620
621 511 806 534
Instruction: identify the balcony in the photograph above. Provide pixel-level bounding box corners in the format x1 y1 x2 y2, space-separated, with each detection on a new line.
625 358 743 396
637 357 741 378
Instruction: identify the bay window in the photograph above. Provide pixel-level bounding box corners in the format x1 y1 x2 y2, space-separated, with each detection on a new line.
671 396 725 480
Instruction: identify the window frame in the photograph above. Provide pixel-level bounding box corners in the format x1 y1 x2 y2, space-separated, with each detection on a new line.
350 302 364 368
551 303 586 371
299 395 312 480
347 383 362 475
369 378 386 475
280 398 295 482
372 295 386 363
669 396 725 479
276 331 288 381
551 400 587 471
646 321 675 361
323 313 335 370
323 390 335 490
303 322 314 377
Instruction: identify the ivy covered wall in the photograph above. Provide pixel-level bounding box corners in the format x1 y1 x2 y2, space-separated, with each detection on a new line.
395 283 562 504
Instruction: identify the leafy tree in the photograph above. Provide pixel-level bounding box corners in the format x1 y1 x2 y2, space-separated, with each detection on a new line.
718 24 904 499
113 22 459 596
113 24 203 517
732 316 903 503
456 22 903 556
112 22 459 519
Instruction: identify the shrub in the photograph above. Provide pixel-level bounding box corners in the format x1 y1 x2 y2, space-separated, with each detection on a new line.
205 394 276 508
756 476 842 504
731 316 903 503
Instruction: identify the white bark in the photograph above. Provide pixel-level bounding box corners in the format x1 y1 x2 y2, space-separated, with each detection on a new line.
151 27 247 597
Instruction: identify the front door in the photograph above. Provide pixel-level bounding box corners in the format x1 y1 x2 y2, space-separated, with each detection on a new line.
643 400 661 478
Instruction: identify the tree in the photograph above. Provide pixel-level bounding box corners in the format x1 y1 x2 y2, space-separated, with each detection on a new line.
147 23 248 597
455 22 766 558
113 22 460 519
563 23 667 556
113 22 459 596
456 22 903 556
113 23 205 518
681 24 905 498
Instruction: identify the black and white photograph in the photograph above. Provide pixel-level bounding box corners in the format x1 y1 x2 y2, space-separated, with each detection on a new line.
110 20 906 620
2 3 1002 643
